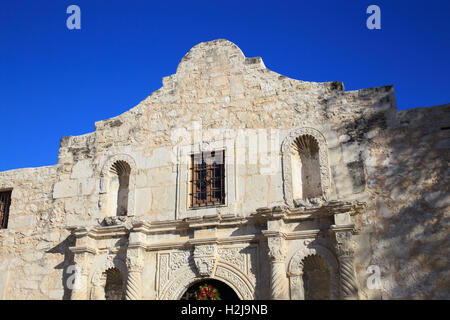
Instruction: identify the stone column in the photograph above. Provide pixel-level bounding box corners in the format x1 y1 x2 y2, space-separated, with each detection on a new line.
125 248 144 300
70 251 94 300
267 235 289 300
334 229 359 300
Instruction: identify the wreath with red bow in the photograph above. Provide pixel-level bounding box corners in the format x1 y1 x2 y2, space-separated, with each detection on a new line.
194 284 222 300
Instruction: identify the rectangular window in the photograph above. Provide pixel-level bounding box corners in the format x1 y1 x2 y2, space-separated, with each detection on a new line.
0 190 12 229
190 150 225 208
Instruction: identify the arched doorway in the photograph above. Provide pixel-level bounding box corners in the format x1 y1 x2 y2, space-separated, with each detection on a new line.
180 279 240 300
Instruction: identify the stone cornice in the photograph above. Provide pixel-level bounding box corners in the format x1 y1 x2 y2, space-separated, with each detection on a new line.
69 245 97 255
254 200 366 222
65 200 366 251
330 224 357 233
145 234 261 251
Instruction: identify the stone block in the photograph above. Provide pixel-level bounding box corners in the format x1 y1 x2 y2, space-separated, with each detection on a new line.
79 178 95 196
53 180 78 199
70 159 93 179
8 215 36 229
135 187 152 216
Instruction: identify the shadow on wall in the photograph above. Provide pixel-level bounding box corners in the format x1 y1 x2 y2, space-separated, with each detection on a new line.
47 235 76 300
347 104 450 299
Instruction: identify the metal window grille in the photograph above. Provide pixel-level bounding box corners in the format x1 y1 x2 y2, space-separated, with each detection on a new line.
190 150 225 208
0 190 12 229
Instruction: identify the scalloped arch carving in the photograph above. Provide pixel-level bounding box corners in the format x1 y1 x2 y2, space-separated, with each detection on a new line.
288 244 338 276
288 243 339 300
99 154 137 216
89 255 128 300
281 127 331 206
159 263 255 300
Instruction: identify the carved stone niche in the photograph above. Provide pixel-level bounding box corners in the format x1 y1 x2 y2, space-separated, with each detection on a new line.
281 127 332 208
193 244 217 277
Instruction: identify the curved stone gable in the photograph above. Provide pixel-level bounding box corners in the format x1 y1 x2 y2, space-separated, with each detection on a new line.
0 39 448 300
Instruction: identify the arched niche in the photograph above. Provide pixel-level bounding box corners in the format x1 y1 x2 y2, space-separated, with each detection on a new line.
281 127 331 206
99 154 137 217
89 255 128 300
288 243 339 300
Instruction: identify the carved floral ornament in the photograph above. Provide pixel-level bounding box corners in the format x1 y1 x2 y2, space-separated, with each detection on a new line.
267 236 287 262
281 127 332 206
126 249 145 273
158 245 256 300
193 244 217 277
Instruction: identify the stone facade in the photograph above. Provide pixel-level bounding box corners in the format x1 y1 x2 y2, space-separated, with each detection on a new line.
0 39 448 300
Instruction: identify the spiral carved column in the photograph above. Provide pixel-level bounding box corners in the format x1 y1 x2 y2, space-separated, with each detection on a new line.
334 229 359 300
338 256 359 299
125 248 144 300
267 235 289 300
125 269 143 300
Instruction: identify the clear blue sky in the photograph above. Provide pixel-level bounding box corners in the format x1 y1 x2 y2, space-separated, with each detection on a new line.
0 0 449 171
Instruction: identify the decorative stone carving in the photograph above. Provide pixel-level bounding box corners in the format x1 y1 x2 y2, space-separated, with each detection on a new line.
333 230 359 299
157 249 193 297
193 244 217 277
158 253 170 289
88 254 128 300
215 266 253 300
217 247 246 273
102 216 127 226
335 230 356 257
162 266 197 300
267 236 286 263
125 249 144 300
159 263 254 300
170 249 192 273
293 196 325 208
266 235 289 300
288 242 339 300
281 127 331 207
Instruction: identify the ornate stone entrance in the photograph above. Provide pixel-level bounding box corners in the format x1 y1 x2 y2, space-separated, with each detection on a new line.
180 279 239 300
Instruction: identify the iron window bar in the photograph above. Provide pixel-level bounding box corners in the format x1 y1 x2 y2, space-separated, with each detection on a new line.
0 190 12 229
189 150 225 208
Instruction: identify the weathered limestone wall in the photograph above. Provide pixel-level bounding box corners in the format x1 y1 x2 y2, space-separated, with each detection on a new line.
0 39 448 299
53 40 374 222
354 104 450 299
0 165 73 299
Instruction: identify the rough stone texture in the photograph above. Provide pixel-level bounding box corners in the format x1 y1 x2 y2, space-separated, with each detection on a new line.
0 39 448 300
